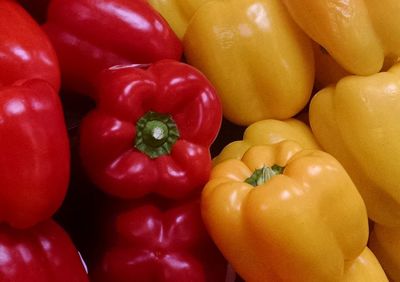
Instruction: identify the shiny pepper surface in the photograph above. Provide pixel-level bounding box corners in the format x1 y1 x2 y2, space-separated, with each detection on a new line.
80 60 222 199
183 0 314 125
0 220 89 282
343 247 388 282
0 0 60 90
283 0 400 76
0 79 69 228
43 0 182 97
90 199 226 282
310 63 400 227
202 141 369 282
213 118 320 165
148 0 209 39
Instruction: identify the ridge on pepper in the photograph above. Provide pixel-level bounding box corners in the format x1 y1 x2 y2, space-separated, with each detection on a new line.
79 60 222 200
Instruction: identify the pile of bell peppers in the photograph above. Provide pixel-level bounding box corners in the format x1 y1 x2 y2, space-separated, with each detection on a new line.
3 0 400 280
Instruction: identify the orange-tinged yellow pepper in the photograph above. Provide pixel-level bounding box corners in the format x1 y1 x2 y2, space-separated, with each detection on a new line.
282 0 400 76
147 0 210 39
183 0 314 125
213 118 320 165
313 42 399 91
343 247 388 282
202 141 369 282
369 224 400 282
309 63 400 227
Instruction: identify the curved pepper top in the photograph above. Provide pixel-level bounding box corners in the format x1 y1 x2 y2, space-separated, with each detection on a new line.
90 199 227 282
213 118 320 165
202 141 369 282
310 62 400 227
80 60 222 199
0 220 89 282
183 0 315 125
148 0 210 39
0 0 60 90
0 79 70 229
283 0 400 75
343 247 388 282
43 0 183 97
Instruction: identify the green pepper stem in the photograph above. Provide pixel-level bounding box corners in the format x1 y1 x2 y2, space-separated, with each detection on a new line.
245 165 284 187
134 111 179 159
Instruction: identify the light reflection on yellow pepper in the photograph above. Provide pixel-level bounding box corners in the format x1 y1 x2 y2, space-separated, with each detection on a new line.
310 63 400 227
343 247 388 282
184 0 314 125
213 118 320 165
202 141 369 281
147 0 210 39
283 0 400 75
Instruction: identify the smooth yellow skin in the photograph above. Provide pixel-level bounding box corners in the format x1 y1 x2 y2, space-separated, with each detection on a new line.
309 63 400 227
147 0 210 39
202 141 369 282
313 41 398 91
343 247 388 282
213 118 320 165
183 0 314 125
282 0 400 76
369 224 400 282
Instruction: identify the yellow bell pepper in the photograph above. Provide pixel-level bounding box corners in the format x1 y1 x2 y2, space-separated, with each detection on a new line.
282 0 400 76
202 141 369 282
213 118 320 165
309 63 400 227
343 247 388 282
147 0 209 39
369 224 400 282
183 0 314 125
313 42 399 91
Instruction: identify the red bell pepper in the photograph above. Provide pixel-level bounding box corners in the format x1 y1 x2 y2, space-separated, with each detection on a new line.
79 60 222 199
42 0 183 97
0 79 70 228
0 220 89 282
90 198 227 282
0 0 60 90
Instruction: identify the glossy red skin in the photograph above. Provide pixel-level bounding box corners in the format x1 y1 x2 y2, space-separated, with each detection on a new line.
90 199 227 282
0 0 60 90
42 0 183 97
0 79 70 228
80 60 222 199
0 220 89 282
